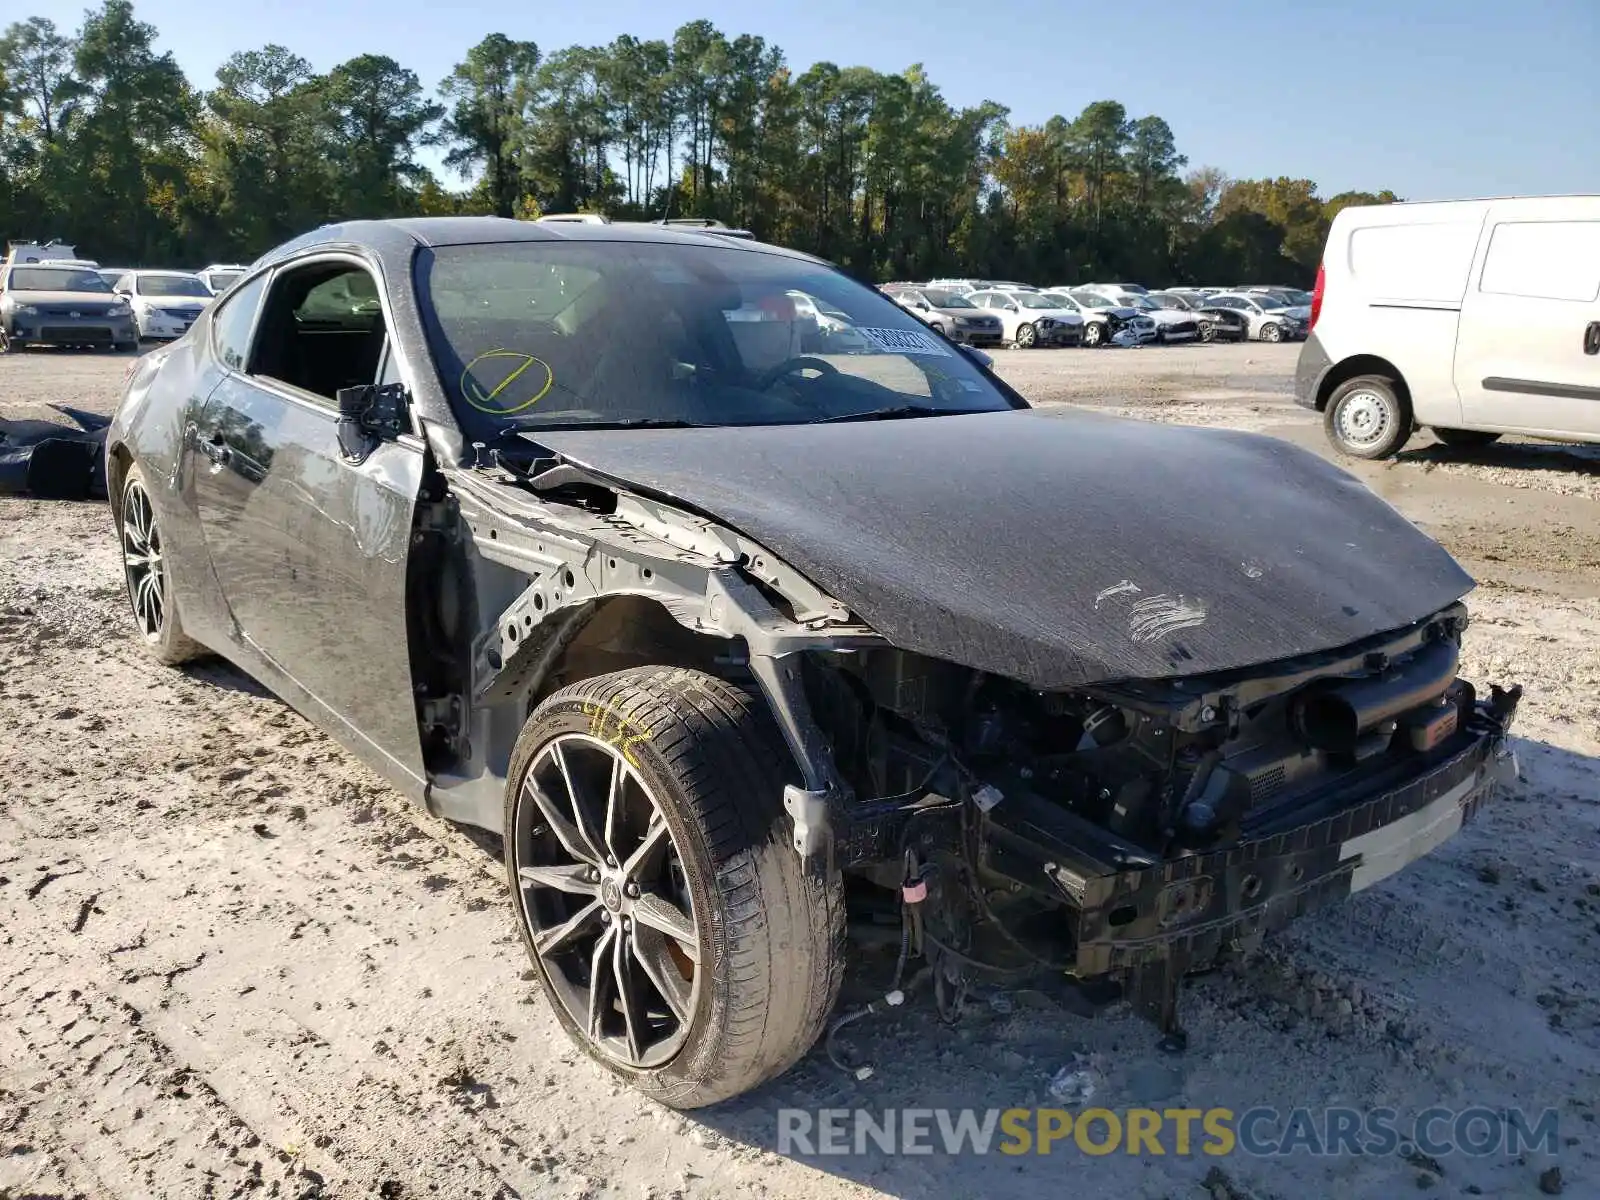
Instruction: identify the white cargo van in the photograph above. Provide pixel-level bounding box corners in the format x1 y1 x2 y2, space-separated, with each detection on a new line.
1296 196 1600 458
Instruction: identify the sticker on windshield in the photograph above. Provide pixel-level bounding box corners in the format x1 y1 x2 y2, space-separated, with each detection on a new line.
857 326 953 357
461 349 555 414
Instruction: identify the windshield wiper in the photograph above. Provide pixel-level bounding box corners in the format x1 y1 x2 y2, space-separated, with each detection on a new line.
810 405 991 424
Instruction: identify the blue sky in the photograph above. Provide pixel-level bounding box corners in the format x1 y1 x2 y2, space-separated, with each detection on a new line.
113 0 1598 200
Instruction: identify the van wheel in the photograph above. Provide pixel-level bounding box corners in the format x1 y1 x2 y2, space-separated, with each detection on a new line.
1324 375 1413 459
504 667 845 1108
1432 428 1501 448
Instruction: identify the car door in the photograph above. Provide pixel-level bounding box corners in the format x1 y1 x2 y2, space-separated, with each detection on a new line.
1454 203 1600 435
189 253 428 794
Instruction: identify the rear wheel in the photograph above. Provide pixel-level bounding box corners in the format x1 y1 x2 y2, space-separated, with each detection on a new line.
505 667 845 1108
1324 375 1413 460
1432 427 1501 448
119 464 204 664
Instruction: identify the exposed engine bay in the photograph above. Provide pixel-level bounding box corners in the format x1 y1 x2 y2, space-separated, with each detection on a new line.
798 602 1519 1041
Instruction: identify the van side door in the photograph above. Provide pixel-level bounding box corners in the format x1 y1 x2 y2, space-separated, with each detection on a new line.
1454 200 1600 436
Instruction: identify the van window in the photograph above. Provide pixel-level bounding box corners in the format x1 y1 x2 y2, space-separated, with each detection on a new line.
1347 222 1479 303
1479 221 1600 303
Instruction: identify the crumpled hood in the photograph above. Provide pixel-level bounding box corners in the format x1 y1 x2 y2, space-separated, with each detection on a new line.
532 410 1473 688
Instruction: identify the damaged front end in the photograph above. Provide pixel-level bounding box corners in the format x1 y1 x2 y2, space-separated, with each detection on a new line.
802 602 1521 1045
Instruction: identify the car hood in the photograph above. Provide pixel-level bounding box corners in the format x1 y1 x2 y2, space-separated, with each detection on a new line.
529 410 1473 688
3 289 121 306
137 296 208 308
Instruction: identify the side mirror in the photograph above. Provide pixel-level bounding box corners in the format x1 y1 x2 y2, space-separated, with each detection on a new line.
335 382 408 463
913 300 929 310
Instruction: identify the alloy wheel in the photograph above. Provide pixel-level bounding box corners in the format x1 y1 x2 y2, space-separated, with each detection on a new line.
512 734 701 1070
122 482 167 640
1016 322 1037 348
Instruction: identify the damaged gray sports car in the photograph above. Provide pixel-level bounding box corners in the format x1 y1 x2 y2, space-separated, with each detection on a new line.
108 217 1522 1108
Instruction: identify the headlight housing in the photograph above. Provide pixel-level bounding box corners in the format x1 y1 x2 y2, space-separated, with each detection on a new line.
107 301 131 317
13 303 39 316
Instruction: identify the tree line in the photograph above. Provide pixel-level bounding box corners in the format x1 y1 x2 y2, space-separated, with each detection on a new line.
0 3 1399 284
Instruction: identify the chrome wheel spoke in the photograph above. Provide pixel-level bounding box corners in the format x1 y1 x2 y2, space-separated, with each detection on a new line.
523 778 603 868
630 891 697 961
551 741 608 864
586 924 617 1040
532 899 602 957
602 753 624 861
631 927 693 1023
623 815 670 878
519 862 599 895
613 927 648 1062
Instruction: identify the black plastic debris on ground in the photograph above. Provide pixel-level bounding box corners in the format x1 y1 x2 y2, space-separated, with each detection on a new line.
0 404 112 500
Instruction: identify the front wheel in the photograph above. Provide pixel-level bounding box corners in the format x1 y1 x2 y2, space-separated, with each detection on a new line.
1082 322 1103 347
1198 322 1216 343
1432 427 1502 448
1324 375 1413 460
504 667 845 1108
1014 322 1037 349
1260 322 1284 343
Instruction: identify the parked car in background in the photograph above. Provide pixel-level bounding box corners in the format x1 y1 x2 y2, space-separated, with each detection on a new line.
198 263 250 295
112 270 215 341
1114 294 1202 343
1145 292 1225 342
1040 290 1123 346
1299 194 1600 459
1204 293 1305 342
924 278 993 296
968 288 1085 347
885 286 1004 346
5 239 86 265
0 259 136 350
1191 301 1253 342
1066 291 1158 345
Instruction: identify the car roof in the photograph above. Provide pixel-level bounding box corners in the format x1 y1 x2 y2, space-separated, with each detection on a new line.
256 216 827 269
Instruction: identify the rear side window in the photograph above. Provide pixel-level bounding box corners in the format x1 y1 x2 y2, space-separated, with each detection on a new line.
213 275 268 371
1479 221 1600 303
1347 222 1479 303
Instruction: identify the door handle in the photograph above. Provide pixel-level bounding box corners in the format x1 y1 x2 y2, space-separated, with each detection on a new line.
201 432 231 465
1584 322 1600 356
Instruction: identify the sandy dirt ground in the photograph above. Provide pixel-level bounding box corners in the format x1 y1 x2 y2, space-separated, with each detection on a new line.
2 343 1596 1200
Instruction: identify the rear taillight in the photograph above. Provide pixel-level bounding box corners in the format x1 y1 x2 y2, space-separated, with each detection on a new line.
1309 262 1325 331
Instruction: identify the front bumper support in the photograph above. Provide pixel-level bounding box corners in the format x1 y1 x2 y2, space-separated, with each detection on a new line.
988 688 1522 1046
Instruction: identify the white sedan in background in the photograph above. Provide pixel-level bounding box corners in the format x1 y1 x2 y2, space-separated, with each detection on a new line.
966 289 1085 348
112 270 215 341
1203 292 1308 342
198 263 250 296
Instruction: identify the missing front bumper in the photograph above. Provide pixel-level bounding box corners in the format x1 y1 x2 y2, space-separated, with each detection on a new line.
981 688 1520 1045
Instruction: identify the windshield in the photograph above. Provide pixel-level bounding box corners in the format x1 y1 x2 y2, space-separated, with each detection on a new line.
1016 294 1060 309
1069 292 1115 309
1252 295 1290 310
419 242 1019 439
1045 294 1080 311
207 271 243 291
924 290 975 309
7 267 112 293
1149 294 1192 310
138 274 211 298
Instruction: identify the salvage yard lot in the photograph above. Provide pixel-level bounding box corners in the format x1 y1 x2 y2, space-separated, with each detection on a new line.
2 343 1597 1200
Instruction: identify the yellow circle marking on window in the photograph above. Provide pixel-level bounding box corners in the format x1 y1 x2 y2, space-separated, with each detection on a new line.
461 349 555 414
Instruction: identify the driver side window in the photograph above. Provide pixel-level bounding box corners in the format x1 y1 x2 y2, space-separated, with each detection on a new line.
248 262 387 403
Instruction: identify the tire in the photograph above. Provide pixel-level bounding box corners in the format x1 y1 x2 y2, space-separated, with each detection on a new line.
1432 427 1501 448
1082 322 1103 347
119 464 205 665
504 667 846 1108
1324 375 1413 460
1014 322 1037 349
1260 322 1284 343
1199 322 1216 343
